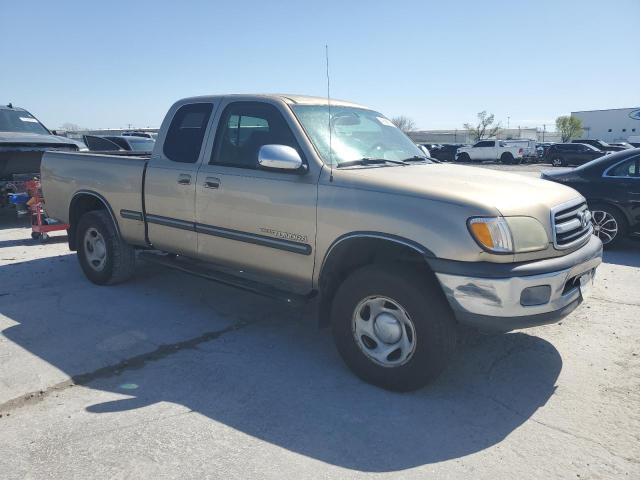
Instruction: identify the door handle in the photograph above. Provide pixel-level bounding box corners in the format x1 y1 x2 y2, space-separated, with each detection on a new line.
204 177 220 189
177 174 191 185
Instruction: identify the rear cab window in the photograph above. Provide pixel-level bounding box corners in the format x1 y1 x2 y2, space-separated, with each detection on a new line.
163 103 213 163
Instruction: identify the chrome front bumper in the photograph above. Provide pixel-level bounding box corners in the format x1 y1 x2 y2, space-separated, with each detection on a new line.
433 235 603 332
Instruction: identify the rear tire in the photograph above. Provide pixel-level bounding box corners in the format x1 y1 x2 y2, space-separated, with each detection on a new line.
500 152 514 164
331 264 457 391
76 210 136 285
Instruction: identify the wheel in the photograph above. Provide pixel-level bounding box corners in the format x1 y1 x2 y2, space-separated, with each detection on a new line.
331 264 457 391
40 233 50 243
31 232 40 240
551 156 565 167
76 210 136 285
500 153 514 164
590 204 627 248
457 153 470 163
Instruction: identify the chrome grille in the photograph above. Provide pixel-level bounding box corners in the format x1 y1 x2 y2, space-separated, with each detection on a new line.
551 199 593 249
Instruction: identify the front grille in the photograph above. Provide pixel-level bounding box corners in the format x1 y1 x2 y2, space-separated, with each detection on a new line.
552 200 593 249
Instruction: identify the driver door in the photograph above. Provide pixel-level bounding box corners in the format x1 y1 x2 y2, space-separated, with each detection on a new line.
194 101 317 292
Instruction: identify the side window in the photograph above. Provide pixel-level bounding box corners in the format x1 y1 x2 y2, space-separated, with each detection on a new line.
163 103 213 163
211 102 299 169
607 158 639 178
475 141 492 147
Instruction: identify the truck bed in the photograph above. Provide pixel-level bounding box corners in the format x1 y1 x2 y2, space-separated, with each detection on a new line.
40 151 149 245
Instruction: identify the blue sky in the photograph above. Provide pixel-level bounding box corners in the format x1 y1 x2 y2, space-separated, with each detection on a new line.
1 0 638 130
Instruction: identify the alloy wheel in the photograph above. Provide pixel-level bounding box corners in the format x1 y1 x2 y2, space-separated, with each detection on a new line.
591 210 618 245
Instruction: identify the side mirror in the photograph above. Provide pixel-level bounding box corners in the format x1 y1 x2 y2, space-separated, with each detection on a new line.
258 144 304 171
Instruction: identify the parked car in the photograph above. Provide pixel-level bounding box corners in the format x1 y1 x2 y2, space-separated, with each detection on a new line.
545 143 608 167
0 103 84 180
41 94 602 391
83 135 155 152
428 143 468 162
455 140 525 164
536 142 554 159
571 139 627 152
609 142 634 150
122 131 157 139
104 135 155 152
541 148 640 247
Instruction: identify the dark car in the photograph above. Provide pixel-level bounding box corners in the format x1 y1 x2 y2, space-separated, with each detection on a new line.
571 139 627 152
122 131 157 139
546 143 607 167
541 149 640 247
0 104 83 179
83 135 155 152
429 143 468 162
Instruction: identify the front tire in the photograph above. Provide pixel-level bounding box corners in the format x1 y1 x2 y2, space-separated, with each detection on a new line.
590 203 627 248
551 156 565 167
331 264 457 391
457 153 470 163
76 210 136 285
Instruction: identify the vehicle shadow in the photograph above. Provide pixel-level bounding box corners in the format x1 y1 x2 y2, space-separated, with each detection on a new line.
0 254 562 472
603 240 640 267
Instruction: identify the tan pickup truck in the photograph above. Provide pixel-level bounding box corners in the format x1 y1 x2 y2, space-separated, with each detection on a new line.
41 94 602 391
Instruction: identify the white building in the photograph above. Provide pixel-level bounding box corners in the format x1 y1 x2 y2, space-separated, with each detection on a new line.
571 107 640 143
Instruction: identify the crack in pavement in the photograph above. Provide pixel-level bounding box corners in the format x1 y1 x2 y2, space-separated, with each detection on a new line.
0 319 254 415
591 295 640 308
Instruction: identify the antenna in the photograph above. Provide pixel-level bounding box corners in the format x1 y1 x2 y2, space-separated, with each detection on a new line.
325 44 333 182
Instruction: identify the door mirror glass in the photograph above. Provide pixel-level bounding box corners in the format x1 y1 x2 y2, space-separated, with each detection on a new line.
258 144 303 171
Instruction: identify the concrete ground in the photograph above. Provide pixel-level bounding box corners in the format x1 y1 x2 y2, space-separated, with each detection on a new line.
1 164 639 479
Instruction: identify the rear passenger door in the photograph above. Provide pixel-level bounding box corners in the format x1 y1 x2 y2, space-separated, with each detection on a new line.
194 101 317 292
144 102 215 256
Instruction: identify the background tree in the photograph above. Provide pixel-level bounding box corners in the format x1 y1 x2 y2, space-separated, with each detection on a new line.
60 122 81 131
464 111 501 142
555 115 583 142
391 116 416 133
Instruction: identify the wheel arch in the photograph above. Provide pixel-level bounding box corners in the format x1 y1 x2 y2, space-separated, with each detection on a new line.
316 233 438 327
68 191 120 250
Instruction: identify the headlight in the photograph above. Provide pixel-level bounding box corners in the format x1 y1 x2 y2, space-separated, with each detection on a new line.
468 216 548 254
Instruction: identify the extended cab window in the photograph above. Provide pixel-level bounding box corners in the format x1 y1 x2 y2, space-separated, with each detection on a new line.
211 102 299 169
163 103 213 163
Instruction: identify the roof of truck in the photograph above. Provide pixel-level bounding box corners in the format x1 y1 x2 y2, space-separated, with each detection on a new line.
178 94 370 109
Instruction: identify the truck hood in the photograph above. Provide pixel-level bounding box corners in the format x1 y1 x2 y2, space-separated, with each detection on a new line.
0 131 81 148
333 163 582 218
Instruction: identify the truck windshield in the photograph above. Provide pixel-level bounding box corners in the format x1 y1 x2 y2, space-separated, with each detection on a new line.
0 109 50 135
291 105 427 166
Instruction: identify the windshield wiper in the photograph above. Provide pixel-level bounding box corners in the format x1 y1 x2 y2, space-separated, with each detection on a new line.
336 157 408 168
400 156 431 163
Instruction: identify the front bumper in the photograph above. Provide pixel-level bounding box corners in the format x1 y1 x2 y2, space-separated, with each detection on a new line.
432 235 603 332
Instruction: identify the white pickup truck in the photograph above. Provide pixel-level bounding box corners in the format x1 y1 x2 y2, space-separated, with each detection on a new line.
455 140 525 164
